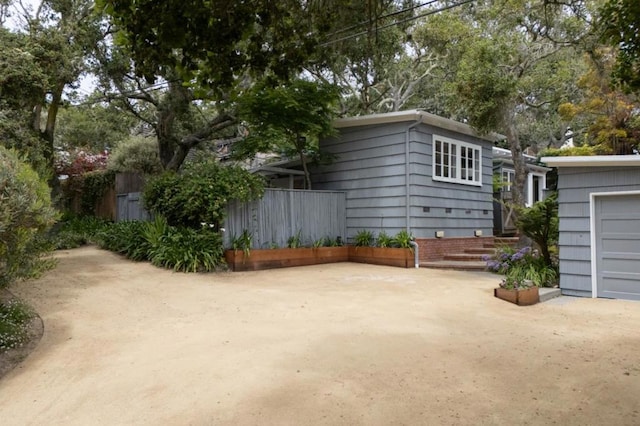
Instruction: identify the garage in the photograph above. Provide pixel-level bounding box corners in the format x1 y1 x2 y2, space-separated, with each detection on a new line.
593 193 640 300
541 155 640 300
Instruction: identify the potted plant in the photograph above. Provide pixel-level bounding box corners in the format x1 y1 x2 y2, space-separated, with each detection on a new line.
484 246 550 306
493 275 539 306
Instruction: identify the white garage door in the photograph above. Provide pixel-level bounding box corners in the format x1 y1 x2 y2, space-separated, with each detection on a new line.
594 194 640 300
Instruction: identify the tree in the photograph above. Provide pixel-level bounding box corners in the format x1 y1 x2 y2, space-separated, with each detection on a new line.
99 0 319 89
413 0 592 208
2 0 106 186
558 48 640 154
236 80 340 189
54 101 136 152
304 1 417 115
600 0 640 92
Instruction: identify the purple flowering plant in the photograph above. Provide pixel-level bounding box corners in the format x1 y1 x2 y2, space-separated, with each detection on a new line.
483 246 547 289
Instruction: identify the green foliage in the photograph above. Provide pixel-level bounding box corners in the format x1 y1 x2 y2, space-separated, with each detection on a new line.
485 246 558 289
107 136 163 175
97 221 149 260
0 147 58 288
100 0 319 89
376 231 393 248
236 79 340 189
322 236 342 247
600 0 640 92
143 158 264 229
55 104 136 152
392 230 414 249
97 217 226 272
0 299 35 351
287 230 303 249
80 170 115 215
541 145 614 158
230 230 252 256
354 230 375 247
49 215 111 249
147 227 224 273
516 193 559 268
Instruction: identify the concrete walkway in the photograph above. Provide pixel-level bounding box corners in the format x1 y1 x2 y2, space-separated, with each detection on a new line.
1 246 639 425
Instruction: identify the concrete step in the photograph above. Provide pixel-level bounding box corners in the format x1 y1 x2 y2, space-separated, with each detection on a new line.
421 260 487 271
444 253 488 262
464 248 496 255
539 287 562 302
494 237 520 246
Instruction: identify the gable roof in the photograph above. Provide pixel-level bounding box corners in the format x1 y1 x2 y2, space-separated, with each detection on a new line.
541 155 640 168
334 110 504 142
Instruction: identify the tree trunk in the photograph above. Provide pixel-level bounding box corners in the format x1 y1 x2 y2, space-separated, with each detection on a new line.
503 110 527 210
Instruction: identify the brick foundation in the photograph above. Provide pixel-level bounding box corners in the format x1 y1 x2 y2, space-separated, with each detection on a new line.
416 236 494 262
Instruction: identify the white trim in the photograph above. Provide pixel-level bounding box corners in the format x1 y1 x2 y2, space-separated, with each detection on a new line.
334 110 503 142
589 189 640 298
432 135 483 187
541 155 640 167
526 172 546 207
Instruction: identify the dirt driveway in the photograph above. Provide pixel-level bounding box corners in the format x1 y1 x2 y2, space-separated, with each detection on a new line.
0 246 639 425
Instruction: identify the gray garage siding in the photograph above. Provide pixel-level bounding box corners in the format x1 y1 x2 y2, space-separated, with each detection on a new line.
313 121 494 240
557 166 640 297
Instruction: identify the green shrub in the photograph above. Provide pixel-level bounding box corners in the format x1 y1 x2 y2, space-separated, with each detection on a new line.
392 230 414 249
97 221 149 260
516 192 559 268
354 230 374 247
97 217 226 272
49 215 110 249
0 299 35 351
376 231 393 248
0 147 58 288
287 230 302 248
147 228 224 272
484 246 558 288
107 135 163 175
143 158 264 229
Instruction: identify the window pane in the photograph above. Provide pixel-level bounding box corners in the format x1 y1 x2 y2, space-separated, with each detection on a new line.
451 144 457 178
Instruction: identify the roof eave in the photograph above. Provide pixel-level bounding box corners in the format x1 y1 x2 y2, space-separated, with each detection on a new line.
541 155 640 167
334 110 504 142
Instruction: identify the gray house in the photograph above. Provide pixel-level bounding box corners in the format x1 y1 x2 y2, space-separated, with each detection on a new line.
493 147 551 235
308 110 499 262
541 155 640 300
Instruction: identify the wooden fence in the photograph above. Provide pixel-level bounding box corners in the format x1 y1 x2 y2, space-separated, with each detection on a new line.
225 188 346 249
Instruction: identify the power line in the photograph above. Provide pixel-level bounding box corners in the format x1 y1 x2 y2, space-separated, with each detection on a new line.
326 0 441 38
320 0 475 47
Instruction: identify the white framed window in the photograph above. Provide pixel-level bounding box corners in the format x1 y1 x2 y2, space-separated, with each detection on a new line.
433 136 482 186
501 169 515 192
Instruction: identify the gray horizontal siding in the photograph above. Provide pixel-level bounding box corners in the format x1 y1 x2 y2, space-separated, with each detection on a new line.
409 130 494 238
313 120 495 239
556 166 640 296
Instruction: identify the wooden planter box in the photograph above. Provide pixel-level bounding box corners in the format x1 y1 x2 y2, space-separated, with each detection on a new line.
225 247 349 271
494 286 540 306
348 246 414 268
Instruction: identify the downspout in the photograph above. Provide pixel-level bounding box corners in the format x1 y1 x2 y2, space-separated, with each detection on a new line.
406 117 422 269
409 240 419 269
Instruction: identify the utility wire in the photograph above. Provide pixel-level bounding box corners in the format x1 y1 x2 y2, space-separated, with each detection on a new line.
320 0 475 47
75 0 476 105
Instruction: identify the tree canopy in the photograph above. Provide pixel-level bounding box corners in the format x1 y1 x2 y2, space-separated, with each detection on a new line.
601 0 640 92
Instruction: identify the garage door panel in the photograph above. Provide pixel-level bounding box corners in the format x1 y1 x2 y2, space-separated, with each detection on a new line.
600 197 640 213
602 238 640 253
595 194 640 300
600 218 640 233
600 277 640 300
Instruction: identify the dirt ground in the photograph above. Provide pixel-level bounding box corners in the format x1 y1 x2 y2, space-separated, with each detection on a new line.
0 246 639 425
